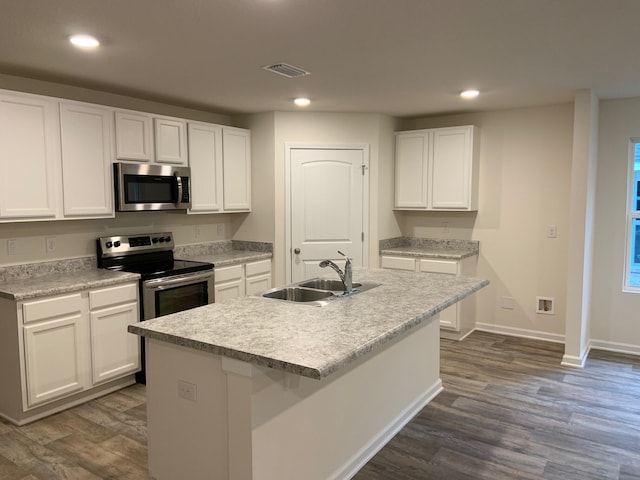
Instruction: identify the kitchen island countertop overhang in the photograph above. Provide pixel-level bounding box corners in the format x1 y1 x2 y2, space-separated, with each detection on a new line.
128 268 489 379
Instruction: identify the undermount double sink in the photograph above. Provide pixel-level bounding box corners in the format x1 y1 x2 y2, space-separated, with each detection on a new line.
259 278 379 307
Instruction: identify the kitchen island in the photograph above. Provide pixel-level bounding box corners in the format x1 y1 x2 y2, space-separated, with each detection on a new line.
129 268 488 480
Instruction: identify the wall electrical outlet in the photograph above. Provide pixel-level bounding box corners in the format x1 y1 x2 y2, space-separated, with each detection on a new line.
45 236 56 253
547 225 558 238
7 239 17 256
441 221 449 233
178 380 197 402
500 296 515 310
217 224 225 237
195 226 201 238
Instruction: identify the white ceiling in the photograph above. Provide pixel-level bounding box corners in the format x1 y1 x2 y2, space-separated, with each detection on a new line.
3 0 640 118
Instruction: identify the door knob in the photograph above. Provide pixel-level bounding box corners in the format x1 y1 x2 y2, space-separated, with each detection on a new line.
294 248 301 254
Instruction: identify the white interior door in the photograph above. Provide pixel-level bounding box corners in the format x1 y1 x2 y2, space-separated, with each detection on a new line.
290 147 366 282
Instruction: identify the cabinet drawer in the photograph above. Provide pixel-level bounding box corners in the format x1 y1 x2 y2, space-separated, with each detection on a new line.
22 293 83 324
89 283 138 310
380 256 416 271
245 259 271 277
418 259 458 275
215 264 244 283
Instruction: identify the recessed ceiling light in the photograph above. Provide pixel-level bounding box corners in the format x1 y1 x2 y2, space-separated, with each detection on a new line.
460 89 479 99
69 34 100 48
294 98 311 107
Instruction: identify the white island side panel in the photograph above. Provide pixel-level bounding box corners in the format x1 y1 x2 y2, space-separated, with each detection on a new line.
146 315 441 480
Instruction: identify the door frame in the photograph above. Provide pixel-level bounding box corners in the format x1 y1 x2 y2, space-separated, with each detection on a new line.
285 143 370 284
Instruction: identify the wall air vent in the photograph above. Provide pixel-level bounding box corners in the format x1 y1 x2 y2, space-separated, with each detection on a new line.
262 63 310 78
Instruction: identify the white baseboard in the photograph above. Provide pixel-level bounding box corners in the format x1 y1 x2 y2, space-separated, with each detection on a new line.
475 323 565 344
589 338 640 356
561 351 589 368
335 379 444 480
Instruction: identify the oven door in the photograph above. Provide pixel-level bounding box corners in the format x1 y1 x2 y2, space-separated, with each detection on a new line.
142 270 214 321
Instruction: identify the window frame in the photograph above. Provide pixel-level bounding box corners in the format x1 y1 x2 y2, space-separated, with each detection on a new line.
623 139 640 293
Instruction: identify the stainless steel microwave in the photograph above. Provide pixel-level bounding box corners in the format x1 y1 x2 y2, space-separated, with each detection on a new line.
114 162 191 211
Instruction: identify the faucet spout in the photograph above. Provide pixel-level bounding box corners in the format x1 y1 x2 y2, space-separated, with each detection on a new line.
319 251 353 293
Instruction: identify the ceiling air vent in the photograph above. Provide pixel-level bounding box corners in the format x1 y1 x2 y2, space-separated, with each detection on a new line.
262 63 310 79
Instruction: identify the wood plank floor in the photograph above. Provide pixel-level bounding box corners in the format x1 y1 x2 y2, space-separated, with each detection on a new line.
0 331 638 479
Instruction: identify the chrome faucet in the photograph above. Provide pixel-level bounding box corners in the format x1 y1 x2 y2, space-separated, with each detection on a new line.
319 250 353 294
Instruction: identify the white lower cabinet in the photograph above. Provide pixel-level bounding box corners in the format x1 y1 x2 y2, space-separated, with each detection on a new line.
89 283 140 385
22 293 88 408
381 255 477 338
245 259 273 296
215 259 272 303
0 281 139 425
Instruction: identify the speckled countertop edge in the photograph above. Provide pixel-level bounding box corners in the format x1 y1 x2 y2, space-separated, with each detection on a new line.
0 269 141 301
181 250 272 267
380 246 478 260
129 268 489 380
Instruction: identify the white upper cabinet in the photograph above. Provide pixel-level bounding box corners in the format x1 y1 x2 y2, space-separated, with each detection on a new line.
0 91 60 220
395 131 429 208
154 117 188 165
222 127 251 211
188 122 224 213
59 102 114 218
114 111 153 162
115 111 187 165
395 125 479 211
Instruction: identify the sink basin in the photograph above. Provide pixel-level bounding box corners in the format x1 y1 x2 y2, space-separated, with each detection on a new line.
262 287 335 303
298 279 363 291
258 279 380 306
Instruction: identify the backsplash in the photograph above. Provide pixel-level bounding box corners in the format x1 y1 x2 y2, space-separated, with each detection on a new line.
380 237 479 253
174 240 273 258
0 256 95 283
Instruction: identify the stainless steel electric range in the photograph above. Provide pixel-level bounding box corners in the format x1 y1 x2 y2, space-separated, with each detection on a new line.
97 232 214 382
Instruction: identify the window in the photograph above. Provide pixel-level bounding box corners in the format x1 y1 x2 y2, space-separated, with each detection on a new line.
624 141 640 291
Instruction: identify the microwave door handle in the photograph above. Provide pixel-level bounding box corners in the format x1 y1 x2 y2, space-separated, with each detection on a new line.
144 271 213 291
175 173 183 205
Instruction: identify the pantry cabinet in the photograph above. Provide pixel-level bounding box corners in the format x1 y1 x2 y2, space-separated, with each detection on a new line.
59 102 114 218
395 125 479 211
0 91 60 220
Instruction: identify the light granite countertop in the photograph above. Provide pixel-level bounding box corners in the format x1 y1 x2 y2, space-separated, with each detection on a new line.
129 268 489 380
380 237 480 260
380 245 478 260
0 269 141 301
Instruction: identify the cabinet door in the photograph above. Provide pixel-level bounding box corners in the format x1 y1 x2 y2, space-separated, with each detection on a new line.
437 304 459 330
23 314 86 407
222 127 251 211
154 117 188 165
90 302 140 385
246 273 272 296
59 102 114 217
380 255 417 271
0 92 60 219
188 122 223 213
395 131 429 209
215 280 245 303
115 111 153 162
417 257 460 331
431 126 473 210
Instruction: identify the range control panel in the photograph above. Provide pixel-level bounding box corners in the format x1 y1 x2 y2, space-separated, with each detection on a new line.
98 232 174 257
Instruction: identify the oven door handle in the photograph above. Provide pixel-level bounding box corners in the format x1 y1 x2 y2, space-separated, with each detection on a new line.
143 271 214 291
